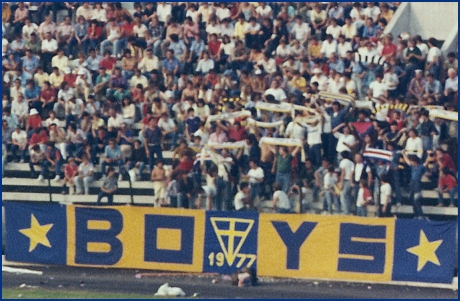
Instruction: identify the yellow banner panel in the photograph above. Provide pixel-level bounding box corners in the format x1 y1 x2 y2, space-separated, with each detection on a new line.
257 214 394 282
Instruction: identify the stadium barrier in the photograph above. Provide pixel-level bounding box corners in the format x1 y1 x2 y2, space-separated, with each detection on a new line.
4 201 456 285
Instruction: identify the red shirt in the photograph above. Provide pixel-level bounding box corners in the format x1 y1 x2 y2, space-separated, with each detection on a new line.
65 164 78 178
120 22 134 37
88 25 103 39
27 115 43 130
208 41 221 56
29 131 49 145
382 43 397 61
228 127 246 141
100 57 117 70
63 74 77 87
439 174 457 191
441 153 456 173
41 88 56 103
179 158 194 173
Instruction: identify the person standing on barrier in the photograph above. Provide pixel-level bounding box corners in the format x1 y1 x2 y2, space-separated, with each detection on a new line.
379 174 393 217
338 151 354 215
144 117 164 173
402 150 426 219
97 167 118 205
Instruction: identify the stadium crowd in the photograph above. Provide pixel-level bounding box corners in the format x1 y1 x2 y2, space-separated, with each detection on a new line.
1 2 458 217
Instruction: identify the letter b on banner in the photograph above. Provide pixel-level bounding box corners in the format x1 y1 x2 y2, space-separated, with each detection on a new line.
75 208 123 265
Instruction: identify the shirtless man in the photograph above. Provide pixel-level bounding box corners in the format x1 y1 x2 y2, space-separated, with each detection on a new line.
259 130 275 199
151 160 166 207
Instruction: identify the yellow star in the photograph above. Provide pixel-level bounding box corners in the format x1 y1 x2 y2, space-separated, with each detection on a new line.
19 214 53 252
406 230 443 272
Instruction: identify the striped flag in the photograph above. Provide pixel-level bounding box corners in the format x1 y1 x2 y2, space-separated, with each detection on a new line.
363 148 393 162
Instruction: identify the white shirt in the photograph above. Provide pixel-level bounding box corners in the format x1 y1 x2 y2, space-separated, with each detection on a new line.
291 22 310 41
320 40 338 58
206 24 221 35
356 188 372 207
41 38 58 52
339 158 355 181
427 47 442 64
311 75 328 91
417 43 429 59
196 59 215 74
369 80 387 98
306 123 322 145
405 136 423 158
158 118 176 132
57 88 74 102
186 10 199 23
273 190 291 209
285 121 306 140
12 130 27 145
445 76 458 92
247 167 264 184
363 6 381 21
107 114 124 128
353 162 371 182
258 58 277 74
66 98 84 115
244 22 260 33
337 41 352 59
91 8 107 22
380 183 392 205
341 24 357 39
22 23 38 39
11 100 29 116
156 4 172 23
326 25 342 40
324 172 338 190
133 24 148 38
215 7 231 21
276 45 292 57
264 87 287 102
334 132 355 153
383 72 399 90
255 5 272 18
78 162 94 177
234 191 247 210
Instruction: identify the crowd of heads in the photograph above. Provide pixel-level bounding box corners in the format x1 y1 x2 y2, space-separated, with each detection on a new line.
1 2 458 214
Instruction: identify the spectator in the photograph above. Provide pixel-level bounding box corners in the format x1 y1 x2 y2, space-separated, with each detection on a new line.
101 138 124 181
151 159 167 207
97 166 118 205
11 125 27 163
43 141 64 182
234 182 251 211
271 182 292 213
356 179 373 217
62 157 78 194
436 167 458 207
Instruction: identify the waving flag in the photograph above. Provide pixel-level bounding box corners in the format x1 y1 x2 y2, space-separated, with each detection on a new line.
363 148 393 162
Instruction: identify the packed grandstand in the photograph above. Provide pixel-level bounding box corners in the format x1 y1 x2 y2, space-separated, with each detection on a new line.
1 2 458 218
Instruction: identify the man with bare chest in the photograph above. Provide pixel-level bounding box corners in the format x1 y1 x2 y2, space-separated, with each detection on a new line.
151 160 166 207
260 132 275 200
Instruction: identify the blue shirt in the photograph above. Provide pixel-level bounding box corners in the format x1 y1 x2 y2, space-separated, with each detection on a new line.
119 129 133 145
190 39 205 56
186 116 201 134
104 145 122 159
168 40 187 56
162 57 180 72
24 85 41 100
22 55 40 72
363 25 377 38
86 55 103 71
410 164 426 193
329 59 345 74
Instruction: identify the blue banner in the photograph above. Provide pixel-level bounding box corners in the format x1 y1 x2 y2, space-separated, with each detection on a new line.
203 211 258 274
392 219 456 284
4 202 67 265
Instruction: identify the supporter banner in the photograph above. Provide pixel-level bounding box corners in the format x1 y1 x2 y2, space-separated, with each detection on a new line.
363 148 393 162
317 91 354 106
392 219 456 284
257 214 395 282
5 202 68 265
65 206 205 272
4 202 456 284
428 109 458 121
202 211 258 274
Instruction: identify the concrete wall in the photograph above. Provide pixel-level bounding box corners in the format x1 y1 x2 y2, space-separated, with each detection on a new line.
386 2 458 40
